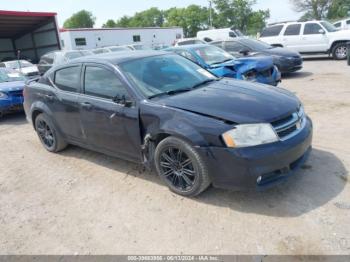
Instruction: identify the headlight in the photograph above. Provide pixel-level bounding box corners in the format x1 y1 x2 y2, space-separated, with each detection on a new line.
0 92 7 99
222 123 279 148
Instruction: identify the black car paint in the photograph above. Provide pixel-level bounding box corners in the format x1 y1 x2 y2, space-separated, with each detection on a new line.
24 52 312 190
212 39 303 73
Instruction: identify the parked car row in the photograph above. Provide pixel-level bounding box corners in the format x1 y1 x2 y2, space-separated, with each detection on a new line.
23 51 313 196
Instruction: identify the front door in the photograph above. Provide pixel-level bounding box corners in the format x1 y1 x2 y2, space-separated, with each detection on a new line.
79 64 141 161
299 23 329 53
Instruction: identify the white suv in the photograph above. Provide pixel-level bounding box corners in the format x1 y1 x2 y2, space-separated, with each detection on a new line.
259 20 350 60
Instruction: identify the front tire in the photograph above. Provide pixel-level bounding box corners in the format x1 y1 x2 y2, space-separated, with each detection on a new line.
35 113 67 152
332 43 348 60
154 136 211 197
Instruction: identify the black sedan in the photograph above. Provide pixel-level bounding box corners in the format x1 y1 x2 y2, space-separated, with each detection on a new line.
211 38 303 73
23 51 312 197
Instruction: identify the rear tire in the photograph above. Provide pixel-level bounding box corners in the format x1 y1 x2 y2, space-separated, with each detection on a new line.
34 113 67 153
154 136 211 197
332 43 347 60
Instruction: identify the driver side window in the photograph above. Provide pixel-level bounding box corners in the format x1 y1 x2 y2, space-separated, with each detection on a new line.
84 66 129 100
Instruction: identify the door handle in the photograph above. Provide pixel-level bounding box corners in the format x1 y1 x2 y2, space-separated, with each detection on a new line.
80 102 93 110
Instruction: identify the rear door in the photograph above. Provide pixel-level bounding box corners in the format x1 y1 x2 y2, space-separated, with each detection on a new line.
281 24 302 51
299 22 329 52
50 65 83 140
78 63 141 160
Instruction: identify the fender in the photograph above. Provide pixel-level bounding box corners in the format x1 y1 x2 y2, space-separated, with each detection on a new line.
29 101 64 136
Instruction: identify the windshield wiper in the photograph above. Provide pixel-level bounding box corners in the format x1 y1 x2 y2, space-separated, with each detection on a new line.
148 88 192 99
190 79 217 89
210 58 233 66
148 79 218 99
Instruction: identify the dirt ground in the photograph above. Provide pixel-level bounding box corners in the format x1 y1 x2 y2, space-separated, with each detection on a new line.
0 58 349 255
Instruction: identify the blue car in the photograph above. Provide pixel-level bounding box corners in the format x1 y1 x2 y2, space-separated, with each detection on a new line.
0 68 26 117
166 44 281 86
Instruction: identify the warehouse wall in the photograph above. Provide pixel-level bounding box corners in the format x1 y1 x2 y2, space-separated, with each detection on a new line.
0 38 15 61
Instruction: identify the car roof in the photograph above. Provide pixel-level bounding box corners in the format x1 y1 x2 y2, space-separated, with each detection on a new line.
168 44 211 50
71 50 170 65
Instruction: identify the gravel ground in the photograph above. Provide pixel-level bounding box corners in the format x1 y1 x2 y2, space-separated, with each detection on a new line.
0 58 349 255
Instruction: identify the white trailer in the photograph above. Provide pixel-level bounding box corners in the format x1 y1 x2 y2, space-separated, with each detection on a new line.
60 27 184 50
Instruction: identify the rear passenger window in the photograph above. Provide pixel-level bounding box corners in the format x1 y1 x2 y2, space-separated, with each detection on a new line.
347 20 350 25
261 25 283 37
303 23 323 35
84 66 129 99
284 24 301 35
54 66 81 92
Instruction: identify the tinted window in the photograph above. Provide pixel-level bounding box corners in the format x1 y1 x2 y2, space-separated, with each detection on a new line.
224 41 246 52
284 24 301 35
347 20 350 25
239 39 272 50
261 25 283 37
211 41 223 48
0 63 5 68
334 22 341 28
304 23 323 35
84 66 129 99
54 66 81 92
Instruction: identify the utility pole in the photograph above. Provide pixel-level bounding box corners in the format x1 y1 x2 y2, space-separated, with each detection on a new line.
209 0 213 29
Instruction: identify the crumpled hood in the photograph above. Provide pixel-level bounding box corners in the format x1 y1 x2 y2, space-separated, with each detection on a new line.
210 56 274 72
0 81 25 93
155 78 300 124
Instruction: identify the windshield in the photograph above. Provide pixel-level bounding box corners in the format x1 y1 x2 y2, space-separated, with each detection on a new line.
5 60 33 69
321 21 338 32
194 45 234 65
0 69 25 83
240 38 272 51
119 54 217 98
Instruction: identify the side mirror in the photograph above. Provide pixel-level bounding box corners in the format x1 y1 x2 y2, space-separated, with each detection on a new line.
319 29 325 34
239 49 250 56
113 95 133 107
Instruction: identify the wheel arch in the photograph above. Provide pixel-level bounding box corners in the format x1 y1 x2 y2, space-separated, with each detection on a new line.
330 40 348 52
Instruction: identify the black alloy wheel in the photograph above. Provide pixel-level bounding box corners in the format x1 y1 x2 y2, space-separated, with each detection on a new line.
155 136 211 197
160 147 197 192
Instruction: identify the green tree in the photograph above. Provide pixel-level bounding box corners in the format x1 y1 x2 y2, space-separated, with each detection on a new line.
129 7 164 27
115 16 133 27
102 19 118 28
63 10 96 28
327 0 350 20
164 5 209 37
212 0 269 34
290 0 331 20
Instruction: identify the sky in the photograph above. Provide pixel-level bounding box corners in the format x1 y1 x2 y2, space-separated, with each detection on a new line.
0 0 300 27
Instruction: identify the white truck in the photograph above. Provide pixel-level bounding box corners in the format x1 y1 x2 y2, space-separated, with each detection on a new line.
259 20 350 60
334 18 350 30
196 28 244 42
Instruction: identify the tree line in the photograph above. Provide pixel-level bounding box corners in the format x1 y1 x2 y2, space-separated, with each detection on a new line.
63 0 350 37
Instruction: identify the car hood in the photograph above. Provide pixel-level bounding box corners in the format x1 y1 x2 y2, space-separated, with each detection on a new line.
210 56 274 72
0 81 25 93
154 79 300 124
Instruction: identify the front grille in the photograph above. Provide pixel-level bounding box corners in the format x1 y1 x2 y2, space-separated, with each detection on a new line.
271 108 305 140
